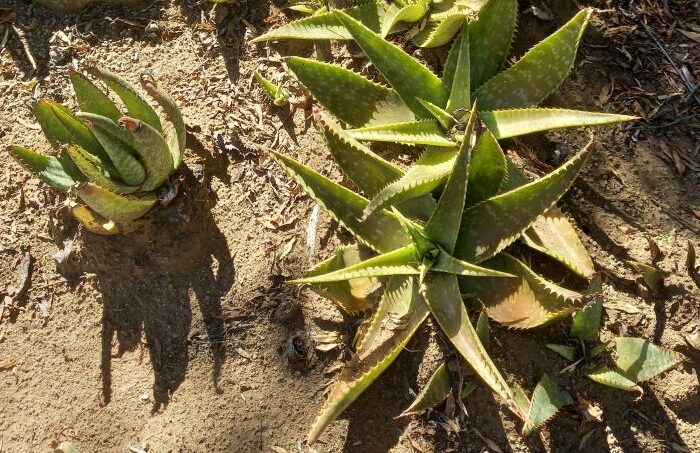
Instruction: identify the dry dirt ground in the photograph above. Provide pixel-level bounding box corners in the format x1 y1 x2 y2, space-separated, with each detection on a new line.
0 0 698 451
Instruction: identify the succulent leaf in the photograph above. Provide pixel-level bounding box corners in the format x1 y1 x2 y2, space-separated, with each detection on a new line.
287 57 415 127
417 99 455 129
613 337 682 383
424 103 476 252
476 9 591 110
522 374 570 435
571 277 603 341
270 150 410 253
445 21 470 114
305 245 377 314
347 120 456 147
411 14 465 48
336 10 448 116
400 362 451 415
141 75 186 169
521 209 595 278
480 108 636 139
433 250 515 277
308 278 428 443
545 343 576 361
251 2 385 42
586 367 640 392
465 130 506 208
37 100 112 168
381 0 431 37
68 69 121 121
476 309 490 349
88 66 163 133
65 144 140 194
362 147 457 220
70 204 121 235
292 244 420 283
314 113 436 221
74 182 156 224
8 145 81 192
119 117 174 191
83 119 147 187
460 254 582 329
423 273 522 417
469 0 518 89
456 140 594 263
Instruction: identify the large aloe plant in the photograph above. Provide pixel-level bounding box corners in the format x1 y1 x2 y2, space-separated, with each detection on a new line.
262 2 661 443
8 68 185 235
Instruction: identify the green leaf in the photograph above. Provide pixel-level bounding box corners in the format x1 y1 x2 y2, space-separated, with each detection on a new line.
445 21 470 114
417 99 455 129
456 139 594 263
141 75 186 169
315 114 436 221
480 108 636 139
271 150 410 253
433 250 516 278
119 117 174 191
64 145 140 194
522 374 570 435
400 362 451 415
68 69 121 121
469 0 518 89
571 277 603 342
8 145 81 192
424 103 476 253
82 118 147 187
251 2 385 42
37 100 110 165
521 208 595 278
55 441 81 453
305 245 377 314
308 278 428 443
614 337 682 383
465 130 506 208
460 254 582 329
545 344 576 361
422 273 523 418
476 9 591 110
287 57 415 127
361 147 457 220
347 120 456 147
74 182 156 224
411 14 465 48
88 66 162 133
381 0 430 37
587 367 640 392
34 99 74 149
476 309 490 349
336 10 448 116
513 382 530 416
292 244 420 283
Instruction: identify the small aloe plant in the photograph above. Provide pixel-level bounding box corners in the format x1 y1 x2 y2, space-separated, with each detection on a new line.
260 1 679 443
8 67 185 235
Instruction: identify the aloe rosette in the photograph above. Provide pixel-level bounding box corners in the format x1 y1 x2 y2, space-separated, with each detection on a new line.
261 1 683 444
8 67 185 235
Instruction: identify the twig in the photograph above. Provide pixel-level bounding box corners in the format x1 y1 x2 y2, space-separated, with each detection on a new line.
9 24 36 75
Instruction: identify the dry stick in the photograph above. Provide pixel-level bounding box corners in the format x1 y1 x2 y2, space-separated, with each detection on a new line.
9 24 37 76
636 18 700 107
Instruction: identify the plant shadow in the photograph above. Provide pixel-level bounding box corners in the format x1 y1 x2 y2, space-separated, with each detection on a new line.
51 132 235 411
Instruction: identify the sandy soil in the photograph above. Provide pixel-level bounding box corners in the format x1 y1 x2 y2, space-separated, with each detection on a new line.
0 0 698 452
